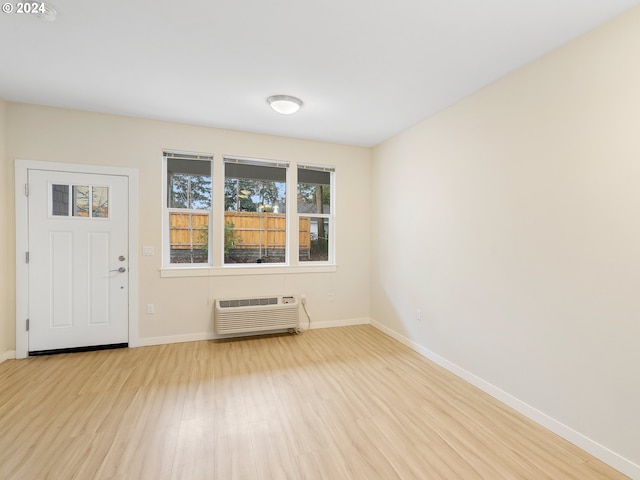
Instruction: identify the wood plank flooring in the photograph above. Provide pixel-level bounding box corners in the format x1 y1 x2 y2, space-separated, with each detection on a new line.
0 325 629 479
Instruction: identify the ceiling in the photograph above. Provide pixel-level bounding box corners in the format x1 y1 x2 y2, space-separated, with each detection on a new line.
0 1 638 147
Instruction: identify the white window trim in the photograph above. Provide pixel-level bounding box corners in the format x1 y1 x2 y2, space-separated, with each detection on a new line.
159 264 337 277
296 166 336 265
162 151 214 267
161 153 337 276
223 155 291 267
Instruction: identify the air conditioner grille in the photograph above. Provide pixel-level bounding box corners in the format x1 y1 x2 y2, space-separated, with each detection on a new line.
219 297 278 308
214 295 299 335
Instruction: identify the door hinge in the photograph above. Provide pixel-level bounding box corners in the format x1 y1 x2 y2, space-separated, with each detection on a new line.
26 251 29 264
25 184 29 196
26 319 29 331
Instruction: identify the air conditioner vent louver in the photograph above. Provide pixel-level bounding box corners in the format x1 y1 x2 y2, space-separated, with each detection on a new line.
219 297 279 308
215 295 299 335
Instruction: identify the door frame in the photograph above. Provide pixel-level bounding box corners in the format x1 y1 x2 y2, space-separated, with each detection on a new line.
15 159 139 358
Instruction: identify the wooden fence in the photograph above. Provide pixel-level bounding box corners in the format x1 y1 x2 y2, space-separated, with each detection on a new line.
169 212 208 249
169 212 310 252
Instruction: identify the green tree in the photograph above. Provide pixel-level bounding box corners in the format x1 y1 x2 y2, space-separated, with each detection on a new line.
225 177 284 211
169 173 211 209
298 183 330 213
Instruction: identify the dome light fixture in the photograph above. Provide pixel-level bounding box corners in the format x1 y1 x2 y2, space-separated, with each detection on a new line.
267 95 303 115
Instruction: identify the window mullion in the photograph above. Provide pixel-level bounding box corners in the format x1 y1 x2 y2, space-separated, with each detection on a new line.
288 165 298 266
212 158 224 267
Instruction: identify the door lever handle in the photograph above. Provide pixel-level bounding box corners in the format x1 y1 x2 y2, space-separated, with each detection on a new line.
110 267 126 273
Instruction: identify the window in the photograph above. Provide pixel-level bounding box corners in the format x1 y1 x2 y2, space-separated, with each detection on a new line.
164 151 213 265
161 152 335 273
298 164 334 262
51 184 110 218
224 157 288 264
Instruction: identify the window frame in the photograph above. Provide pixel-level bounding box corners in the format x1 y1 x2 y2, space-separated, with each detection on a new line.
296 164 335 265
162 150 214 267
50 182 112 220
160 153 337 277
222 156 290 267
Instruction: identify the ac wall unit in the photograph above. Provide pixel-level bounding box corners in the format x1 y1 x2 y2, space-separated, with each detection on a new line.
214 295 299 335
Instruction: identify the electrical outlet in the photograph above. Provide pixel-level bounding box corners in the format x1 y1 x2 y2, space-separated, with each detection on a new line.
142 246 155 256
416 309 421 321
146 304 155 314
300 294 307 305
328 292 335 302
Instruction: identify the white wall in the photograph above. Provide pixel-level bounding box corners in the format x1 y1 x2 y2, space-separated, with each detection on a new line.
371 6 640 475
0 99 9 361
4 103 371 347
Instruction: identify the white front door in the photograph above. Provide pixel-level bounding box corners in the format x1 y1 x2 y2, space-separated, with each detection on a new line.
27 169 129 352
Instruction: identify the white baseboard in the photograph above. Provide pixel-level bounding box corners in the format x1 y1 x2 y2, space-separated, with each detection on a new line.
369 319 640 480
137 318 371 347
137 332 215 347
0 350 17 364
308 317 370 330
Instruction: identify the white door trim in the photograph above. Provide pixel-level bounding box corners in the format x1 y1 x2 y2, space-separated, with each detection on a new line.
15 159 139 358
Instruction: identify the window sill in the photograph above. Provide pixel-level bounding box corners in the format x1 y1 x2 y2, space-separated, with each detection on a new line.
159 264 337 278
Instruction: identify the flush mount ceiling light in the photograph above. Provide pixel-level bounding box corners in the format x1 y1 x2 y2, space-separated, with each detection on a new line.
267 95 303 115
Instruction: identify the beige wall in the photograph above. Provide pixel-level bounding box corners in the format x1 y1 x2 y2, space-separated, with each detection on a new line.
4 103 371 347
0 99 8 358
371 6 640 470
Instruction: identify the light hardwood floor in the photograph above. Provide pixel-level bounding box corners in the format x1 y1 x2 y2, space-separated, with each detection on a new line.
0 325 629 479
